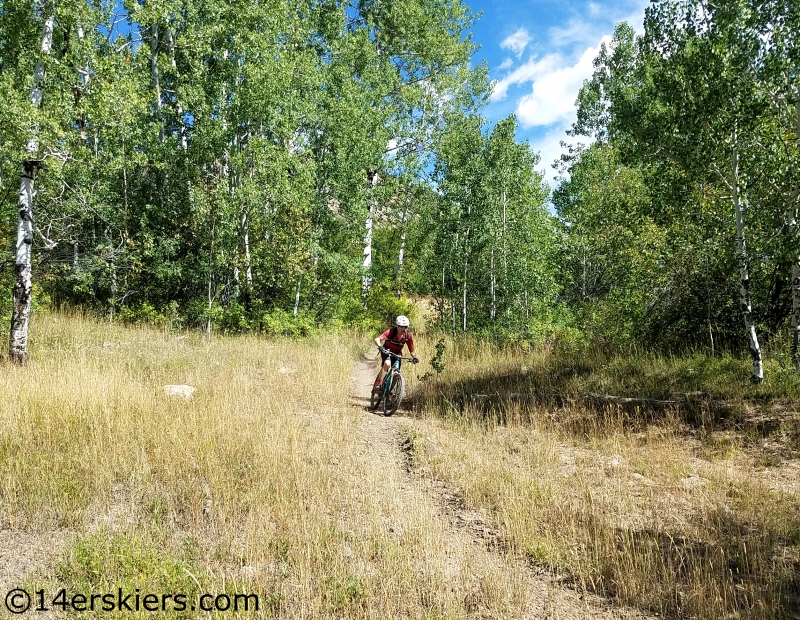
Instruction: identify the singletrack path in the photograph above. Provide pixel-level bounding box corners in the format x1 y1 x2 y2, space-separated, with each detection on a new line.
349 352 653 620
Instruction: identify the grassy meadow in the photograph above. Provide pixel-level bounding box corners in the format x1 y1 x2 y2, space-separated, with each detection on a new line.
0 314 530 618
405 335 800 619
2 314 799 618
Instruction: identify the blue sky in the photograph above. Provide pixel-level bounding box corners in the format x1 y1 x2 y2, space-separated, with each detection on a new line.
463 0 649 185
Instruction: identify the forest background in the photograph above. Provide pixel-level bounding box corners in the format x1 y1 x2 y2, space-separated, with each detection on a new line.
1 0 799 382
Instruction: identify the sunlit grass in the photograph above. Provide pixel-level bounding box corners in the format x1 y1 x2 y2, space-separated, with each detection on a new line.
406 333 800 619
2 313 531 618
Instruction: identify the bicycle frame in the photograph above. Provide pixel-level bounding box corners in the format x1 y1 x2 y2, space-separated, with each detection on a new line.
372 349 415 415
381 357 403 396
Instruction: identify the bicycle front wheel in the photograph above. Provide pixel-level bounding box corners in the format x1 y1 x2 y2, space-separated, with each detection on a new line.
370 381 383 411
383 371 405 416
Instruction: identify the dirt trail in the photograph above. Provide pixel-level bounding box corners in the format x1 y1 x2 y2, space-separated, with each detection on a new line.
349 352 653 619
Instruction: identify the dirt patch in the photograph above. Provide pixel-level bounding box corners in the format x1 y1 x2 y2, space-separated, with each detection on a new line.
0 530 71 619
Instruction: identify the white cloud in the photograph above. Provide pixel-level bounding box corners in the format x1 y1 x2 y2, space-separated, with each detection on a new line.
490 53 562 102
497 57 514 71
500 28 531 58
515 38 610 128
549 0 649 49
488 0 651 189
549 18 602 48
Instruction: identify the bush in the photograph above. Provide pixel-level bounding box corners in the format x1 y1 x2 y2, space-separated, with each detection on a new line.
365 287 418 331
116 301 179 328
260 308 315 337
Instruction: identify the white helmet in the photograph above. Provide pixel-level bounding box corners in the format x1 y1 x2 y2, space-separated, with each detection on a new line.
395 315 410 327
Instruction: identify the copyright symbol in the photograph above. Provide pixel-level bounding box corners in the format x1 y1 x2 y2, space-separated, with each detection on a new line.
5 589 30 614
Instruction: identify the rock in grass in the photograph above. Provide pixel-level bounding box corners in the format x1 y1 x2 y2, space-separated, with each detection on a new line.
164 384 195 399
681 474 707 489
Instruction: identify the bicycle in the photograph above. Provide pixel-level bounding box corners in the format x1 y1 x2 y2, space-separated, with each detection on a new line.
370 347 418 416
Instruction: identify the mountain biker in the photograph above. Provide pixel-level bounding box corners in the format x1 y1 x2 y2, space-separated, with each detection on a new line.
373 315 418 393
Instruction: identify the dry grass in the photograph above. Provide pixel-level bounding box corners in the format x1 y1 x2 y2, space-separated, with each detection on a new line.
6 315 799 618
405 334 800 619
0 313 532 619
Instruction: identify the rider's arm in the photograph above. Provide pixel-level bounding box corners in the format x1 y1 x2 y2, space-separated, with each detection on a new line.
375 329 391 349
407 334 417 359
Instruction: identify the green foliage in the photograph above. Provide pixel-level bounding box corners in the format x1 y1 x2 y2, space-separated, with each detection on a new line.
55 531 201 600
558 2 800 371
324 574 366 613
7 0 798 374
430 337 446 375
116 302 181 329
0 0 492 341
364 287 418 332
420 337 447 381
422 114 557 335
260 308 315 338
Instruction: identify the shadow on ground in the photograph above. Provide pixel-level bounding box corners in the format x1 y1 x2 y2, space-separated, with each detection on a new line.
403 369 800 465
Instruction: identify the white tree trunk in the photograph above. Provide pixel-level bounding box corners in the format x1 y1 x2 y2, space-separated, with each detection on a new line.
581 245 587 302
462 227 469 332
441 265 446 326
792 241 800 369
10 12 54 364
165 28 188 151
150 23 163 142
242 210 253 289
731 147 763 383
503 189 511 319
362 171 378 299
395 199 409 298
462 273 467 332
293 276 302 318
490 248 496 322
791 101 800 369
74 24 90 139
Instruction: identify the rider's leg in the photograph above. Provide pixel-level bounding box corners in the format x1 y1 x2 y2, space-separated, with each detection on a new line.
375 358 391 389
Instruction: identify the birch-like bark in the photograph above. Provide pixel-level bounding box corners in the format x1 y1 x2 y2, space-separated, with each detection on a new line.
242 210 252 289
74 25 89 139
10 12 54 364
490 248 496 322
362 171 378 299
462 265 467 332
395 198 409 298
502 189 508 311
206 206 217 335
791 100 800 369
150 23 163 142
524 289 529 319
109 227 118 322
462 225 470 332
706 253 714 356
731 147 763 383
165 27 187 151
441 266 446 327
581 245 587 302
293 276 302 318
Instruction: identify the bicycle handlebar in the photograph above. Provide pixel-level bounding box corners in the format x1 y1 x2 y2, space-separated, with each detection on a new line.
378 347 419 363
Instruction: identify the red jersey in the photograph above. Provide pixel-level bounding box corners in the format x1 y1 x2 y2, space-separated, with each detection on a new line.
380 327 414 355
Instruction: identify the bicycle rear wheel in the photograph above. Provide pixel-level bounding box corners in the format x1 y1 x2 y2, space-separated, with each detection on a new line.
383 371 405 416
